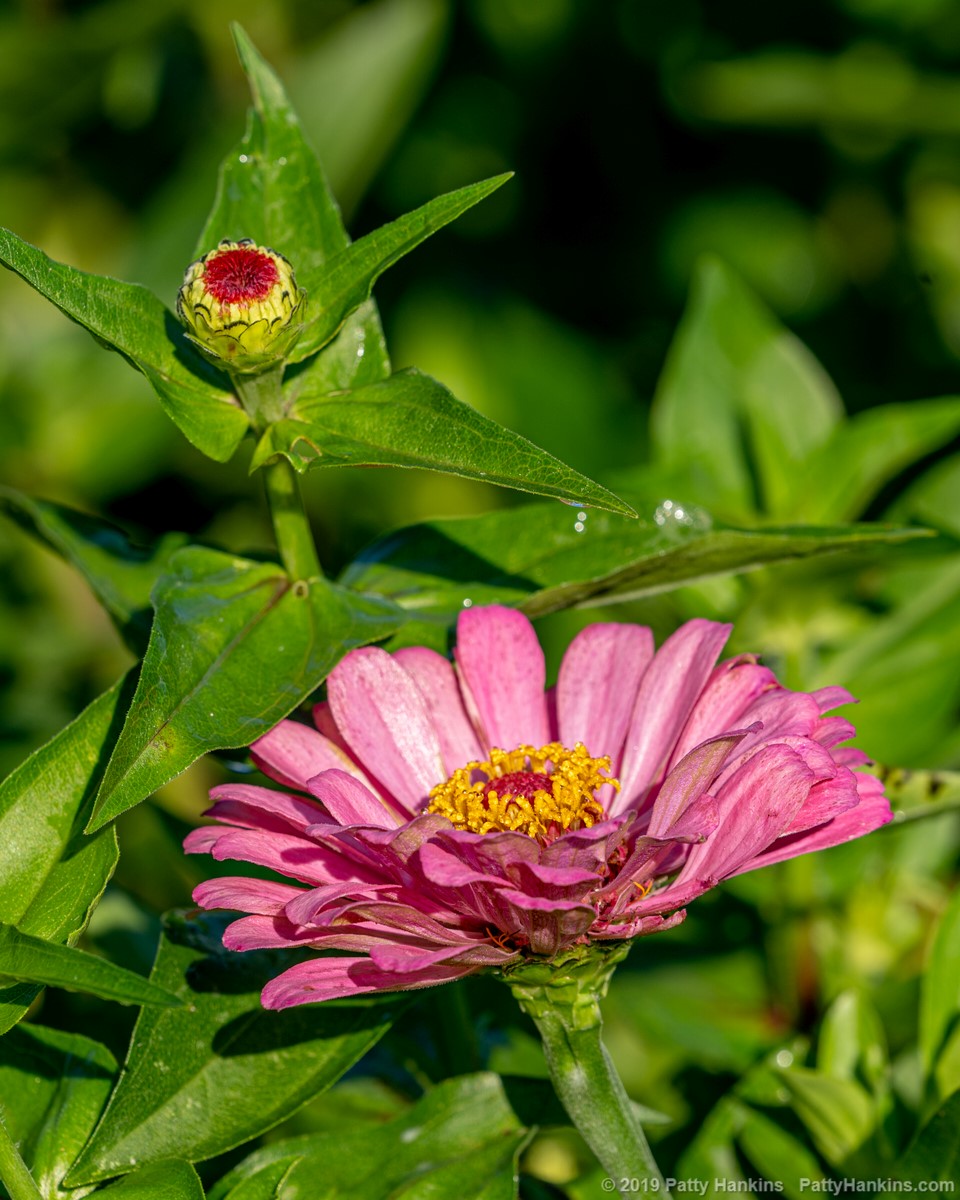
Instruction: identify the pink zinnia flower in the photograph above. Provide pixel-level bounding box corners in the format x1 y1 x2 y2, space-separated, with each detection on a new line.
185 607 891 1009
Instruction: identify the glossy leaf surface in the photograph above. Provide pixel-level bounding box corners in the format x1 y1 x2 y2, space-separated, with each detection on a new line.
0 680 124 1033
342 500 925 638
0 923 180 1008
207 1073 530 1200
253 368 636 515
89 547 401 830
94 1160 205 1199
68 912 405 1184
0 1023 117 1199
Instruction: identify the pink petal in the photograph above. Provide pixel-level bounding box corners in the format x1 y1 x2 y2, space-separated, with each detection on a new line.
393 646 483 773
251 719 370 792
557 623 654 762
368 941 515 972
327 646 445 814
647 729 752 837
204 783 327 832
192 825 379 887
261 956 477 1008
193 876 305 915
670 656 776 762
454 605 549 750
675 744 818 886
616 620 732 813
306 769 400 828
746 773 891 871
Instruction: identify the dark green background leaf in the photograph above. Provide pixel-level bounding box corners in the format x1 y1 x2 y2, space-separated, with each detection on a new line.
0 680 124 1033
207 1073 531 1200
67 912 406 1184
895 1090 960 1183
253 368 636 515
89 546 401 830
0 488 188 654
0 227 248 462
0 1023 117 1198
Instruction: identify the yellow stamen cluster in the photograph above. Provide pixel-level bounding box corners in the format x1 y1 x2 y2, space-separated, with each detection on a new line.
427 742 618 840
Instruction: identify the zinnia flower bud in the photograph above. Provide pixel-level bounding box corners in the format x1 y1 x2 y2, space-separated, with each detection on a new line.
177 239 304 373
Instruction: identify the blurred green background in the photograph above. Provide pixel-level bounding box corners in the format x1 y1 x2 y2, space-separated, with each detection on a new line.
4 2 960 1194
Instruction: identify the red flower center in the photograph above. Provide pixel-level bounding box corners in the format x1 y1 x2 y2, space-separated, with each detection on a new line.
487 771 553 800
204 247 279 305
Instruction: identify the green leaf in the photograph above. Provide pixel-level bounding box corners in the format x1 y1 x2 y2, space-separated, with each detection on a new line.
895 1089 960 1183
773 1065 875 1166
289 174 512 362
0 227 248 462
341 499 926 638
817 990 888 1092
0 488 189 654
734 1103 826 1200
67 912 406 1185
675 1097 748 1192
88 547 401 831
207 1073 530 1200
0 1023 116 1199
920 887 960 1082
796 397 960 523
0 680 124 1034
874 766 960 825
0 923 181 1008
253 368 635 515
94 1160 204 1199
198 25 390 394
650 255 842 521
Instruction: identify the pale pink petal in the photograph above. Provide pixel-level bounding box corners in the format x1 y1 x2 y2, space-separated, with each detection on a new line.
204 783 327 832
647 729 752 837
327 646 445 814
261 956 476 1008
193 877 305 915
810 686 857 714
454 605 549 749
393 646 484 773
251 719 372 792
616 620 732 812
675 744 817 886
306 769 400 829
557 623 654 762
368 941 516 972
745 774 891 871
670 656 776 762
192 825 379 887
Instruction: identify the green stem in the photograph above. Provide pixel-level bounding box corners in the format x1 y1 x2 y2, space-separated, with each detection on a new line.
433 981 482 1076
504 947 670 1199
0 1112 42 1200
263 458 321 581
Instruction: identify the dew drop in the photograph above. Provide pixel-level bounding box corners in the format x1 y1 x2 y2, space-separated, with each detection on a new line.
574 521 585 533
238 154 249 164
277 156 288 166
462 598 473 608
401 1126 422 1143
775 1049 794 1068
577 511 587 521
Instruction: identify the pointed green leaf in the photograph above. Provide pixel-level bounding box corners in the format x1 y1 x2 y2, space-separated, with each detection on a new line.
734 1103 826 1200
0 923 181 1008
797 397 960 523
207 1074 530 1200
0 227 248 461
920 887 960 1081
895 1089 960 1183
253 368 636 515
817 990 888 1092
0 679 125 1034
289 174 512 362
0 1024 117 1198
94 1160 204 1199
342 500 927 638
0 488 189 654
774 1066 875 1166
197 25 390 394
67 912 405 1185
650 255 842 520
89 548 402 830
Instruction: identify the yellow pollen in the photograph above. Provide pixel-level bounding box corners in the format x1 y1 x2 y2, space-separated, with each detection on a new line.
427 742 618 840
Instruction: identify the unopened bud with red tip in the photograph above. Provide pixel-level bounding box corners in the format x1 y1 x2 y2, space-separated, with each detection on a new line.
177 239 304 373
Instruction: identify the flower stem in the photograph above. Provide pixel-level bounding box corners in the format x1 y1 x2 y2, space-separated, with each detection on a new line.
263 458 321 581
504 947 670 1199
0 1112 42 1200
